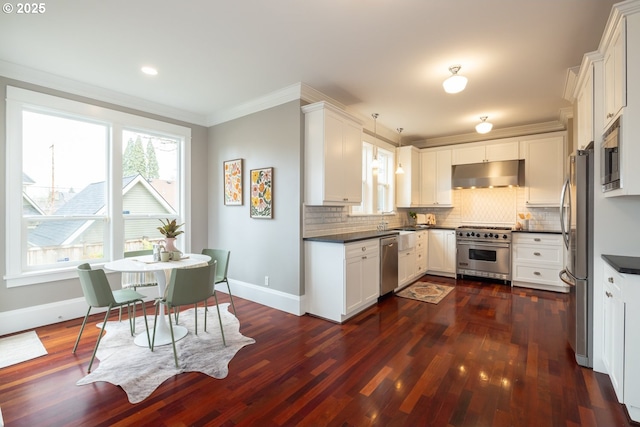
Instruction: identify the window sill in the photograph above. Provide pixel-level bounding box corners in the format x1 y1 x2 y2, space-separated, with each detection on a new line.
4 263 109 287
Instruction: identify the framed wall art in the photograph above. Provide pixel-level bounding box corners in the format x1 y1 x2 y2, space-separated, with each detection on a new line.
250 167 273 219
223 159 243 205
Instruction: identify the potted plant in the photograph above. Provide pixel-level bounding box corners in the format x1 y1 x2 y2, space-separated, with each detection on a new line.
157 218 184 252
408 211 417 225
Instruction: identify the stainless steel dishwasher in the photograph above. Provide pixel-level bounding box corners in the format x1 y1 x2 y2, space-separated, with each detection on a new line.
380 236 399 296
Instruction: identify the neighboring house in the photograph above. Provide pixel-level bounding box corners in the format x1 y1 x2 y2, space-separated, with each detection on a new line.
28 174 175 254
22 172 45 217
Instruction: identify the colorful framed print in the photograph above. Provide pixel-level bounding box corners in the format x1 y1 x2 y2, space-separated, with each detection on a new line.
224 159 243 205
250 167 273 219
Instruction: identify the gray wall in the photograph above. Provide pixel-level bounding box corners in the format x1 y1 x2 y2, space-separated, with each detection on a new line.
207 100 304 296
0 76 209 312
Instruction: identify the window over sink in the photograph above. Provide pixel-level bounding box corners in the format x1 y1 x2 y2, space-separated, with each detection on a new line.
351 136 395 215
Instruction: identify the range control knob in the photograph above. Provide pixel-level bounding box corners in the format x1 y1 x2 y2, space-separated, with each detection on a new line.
494 234 499 239
484 233 488 238
502 234 508 239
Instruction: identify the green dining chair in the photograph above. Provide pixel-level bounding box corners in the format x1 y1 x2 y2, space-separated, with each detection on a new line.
119 249 158 321
152 261 226 368
201 249 236 315
73 263 150 373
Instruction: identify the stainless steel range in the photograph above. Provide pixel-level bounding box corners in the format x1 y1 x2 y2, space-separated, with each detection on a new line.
456 226 512 282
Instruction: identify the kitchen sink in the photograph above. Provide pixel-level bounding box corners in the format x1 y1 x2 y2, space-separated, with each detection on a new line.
394 225 431 231
397 230 416 251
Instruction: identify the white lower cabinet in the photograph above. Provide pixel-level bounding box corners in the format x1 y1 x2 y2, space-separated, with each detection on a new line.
511 233 567 293
427 229 456 278
305 239 380 323
415 230 428 277
398 248 416 287
603 264 625 403
602 261 640 422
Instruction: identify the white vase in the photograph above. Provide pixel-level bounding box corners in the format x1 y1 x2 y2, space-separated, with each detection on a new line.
164 237 178 253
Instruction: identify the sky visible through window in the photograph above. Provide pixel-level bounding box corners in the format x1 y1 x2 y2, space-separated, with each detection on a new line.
22 111 179 214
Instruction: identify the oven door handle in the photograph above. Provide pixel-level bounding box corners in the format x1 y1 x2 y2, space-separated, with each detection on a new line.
457 241 510 249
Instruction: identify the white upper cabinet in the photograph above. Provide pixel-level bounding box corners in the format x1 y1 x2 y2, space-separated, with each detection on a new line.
396 146 452 207
452 140 519 165
303 101 363 206
521 132 566 206
575 62 594 151
421 148 452 206
603 18 626 130
396 146 421 208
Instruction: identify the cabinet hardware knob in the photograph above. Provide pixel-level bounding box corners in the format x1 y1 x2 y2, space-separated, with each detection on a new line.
534 271 541 276
533 252 541 256
362 247 366 251
606 291 613 298
362 256 367 260
534 238 541 242
608 277 614 283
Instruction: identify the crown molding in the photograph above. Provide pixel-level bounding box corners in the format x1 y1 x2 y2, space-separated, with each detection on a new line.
206 82 347 127
413 120 566 148
0 60 207 126
559 107 573 126
563 66 580 103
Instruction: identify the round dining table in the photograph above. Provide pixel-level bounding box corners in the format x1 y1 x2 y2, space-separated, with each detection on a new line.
104 253 210 347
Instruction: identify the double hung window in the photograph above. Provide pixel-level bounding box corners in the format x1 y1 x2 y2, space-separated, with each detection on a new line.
352 137 396 215
5 87 190 286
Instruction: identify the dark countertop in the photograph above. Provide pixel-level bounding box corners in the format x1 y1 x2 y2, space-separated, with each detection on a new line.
602 254 640 275
512 229 562 234
304 230 399 243
394 226 456 231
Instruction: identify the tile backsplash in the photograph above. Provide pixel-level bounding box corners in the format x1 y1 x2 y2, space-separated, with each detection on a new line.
303 187 561 237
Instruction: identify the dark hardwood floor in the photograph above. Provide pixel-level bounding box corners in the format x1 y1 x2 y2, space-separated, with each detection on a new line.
0 275 634 427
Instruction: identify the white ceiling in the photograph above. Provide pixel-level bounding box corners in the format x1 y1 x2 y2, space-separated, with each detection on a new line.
0 0 618 145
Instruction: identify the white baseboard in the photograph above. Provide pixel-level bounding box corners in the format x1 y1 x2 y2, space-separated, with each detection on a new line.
218 278 305 316
0 291 157 336
0 281 305 336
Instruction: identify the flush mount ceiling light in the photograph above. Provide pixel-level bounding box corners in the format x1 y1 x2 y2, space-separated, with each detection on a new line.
371 113 380 170
141 66 158 76
442 65 468 94
475 116 493 134
395 128 405 175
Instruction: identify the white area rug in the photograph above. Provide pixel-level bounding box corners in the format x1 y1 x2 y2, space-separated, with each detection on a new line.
76 303 255 404
0 330 48 369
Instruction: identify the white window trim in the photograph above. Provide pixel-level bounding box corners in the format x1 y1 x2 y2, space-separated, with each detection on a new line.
5 86 191 287
350 134 396 216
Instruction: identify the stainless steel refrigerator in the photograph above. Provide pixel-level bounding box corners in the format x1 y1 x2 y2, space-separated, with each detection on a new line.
560 142 594 368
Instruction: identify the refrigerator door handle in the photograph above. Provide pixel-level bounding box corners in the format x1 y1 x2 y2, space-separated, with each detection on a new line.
560 177 571 250
559 268 577 287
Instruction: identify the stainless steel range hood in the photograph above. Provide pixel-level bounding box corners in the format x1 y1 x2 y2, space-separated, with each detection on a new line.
452 160 524 189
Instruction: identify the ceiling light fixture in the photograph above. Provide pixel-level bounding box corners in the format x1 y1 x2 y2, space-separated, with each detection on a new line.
443 65 468 94
475 116 493 134
395 128 404 175
141 66 158 76
371 113 380 170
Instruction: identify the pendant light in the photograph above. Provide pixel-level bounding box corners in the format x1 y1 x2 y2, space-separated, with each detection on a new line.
395 128 405 175
475 116 493 134
443 65 468 94
371 113 379 170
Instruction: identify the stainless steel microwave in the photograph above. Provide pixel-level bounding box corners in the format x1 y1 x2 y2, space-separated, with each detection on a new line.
601 117 621 192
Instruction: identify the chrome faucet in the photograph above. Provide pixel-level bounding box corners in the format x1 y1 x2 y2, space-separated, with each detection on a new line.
377 219 388 231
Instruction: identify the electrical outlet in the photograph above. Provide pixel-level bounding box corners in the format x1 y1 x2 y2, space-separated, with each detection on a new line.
264 276 269 286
